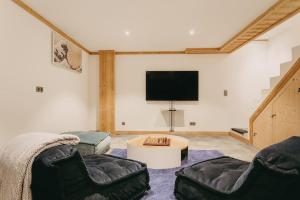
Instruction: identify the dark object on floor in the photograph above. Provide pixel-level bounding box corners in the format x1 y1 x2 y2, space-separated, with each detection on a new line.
111 149 223 200
32 145 150 200
231 128 248 135
174 136 300 200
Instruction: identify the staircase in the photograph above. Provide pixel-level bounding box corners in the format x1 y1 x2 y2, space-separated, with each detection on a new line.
250 45 300 147
261 45 300 99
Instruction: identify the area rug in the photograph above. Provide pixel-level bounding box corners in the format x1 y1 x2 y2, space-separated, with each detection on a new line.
110 149 223 200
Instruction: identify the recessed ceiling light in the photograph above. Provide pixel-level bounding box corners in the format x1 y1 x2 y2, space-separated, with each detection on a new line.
124 30 131 36
189 29 195 36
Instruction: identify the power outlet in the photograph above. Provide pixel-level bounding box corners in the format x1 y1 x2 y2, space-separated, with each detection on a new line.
121 122 126 126
189 122 196 126
36 86 44 93
224 90 228 96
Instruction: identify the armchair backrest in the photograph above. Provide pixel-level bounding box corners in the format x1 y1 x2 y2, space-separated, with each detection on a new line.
32 145 90 200
233 136 300 196
255 136 300 175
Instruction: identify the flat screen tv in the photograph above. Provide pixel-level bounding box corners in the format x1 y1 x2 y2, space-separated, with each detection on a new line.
146 71 199 101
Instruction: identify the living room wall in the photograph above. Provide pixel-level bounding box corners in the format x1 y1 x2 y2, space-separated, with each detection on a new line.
115 42 269 132
0 0 96 143
2 1 300 137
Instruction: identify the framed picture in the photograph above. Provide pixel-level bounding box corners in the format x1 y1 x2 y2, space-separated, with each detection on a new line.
52 32 82 73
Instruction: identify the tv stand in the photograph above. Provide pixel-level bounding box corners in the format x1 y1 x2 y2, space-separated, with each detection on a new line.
169 101 176 132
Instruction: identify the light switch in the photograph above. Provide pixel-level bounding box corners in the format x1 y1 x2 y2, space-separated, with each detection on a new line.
36 86 44 93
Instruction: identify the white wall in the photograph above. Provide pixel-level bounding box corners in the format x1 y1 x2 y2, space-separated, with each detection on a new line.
0 0 96 143
115 14 300 133
116 42 268 132
2 0 300 138
88 56 99 129
265 13 300 78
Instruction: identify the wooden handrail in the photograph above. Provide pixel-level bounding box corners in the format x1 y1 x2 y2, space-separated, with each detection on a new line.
249 57 300 144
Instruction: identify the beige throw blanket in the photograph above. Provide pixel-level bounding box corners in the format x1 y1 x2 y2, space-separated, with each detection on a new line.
0 133 80 200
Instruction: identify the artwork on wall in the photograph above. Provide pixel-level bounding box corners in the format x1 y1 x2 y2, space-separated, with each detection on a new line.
52 32 82 73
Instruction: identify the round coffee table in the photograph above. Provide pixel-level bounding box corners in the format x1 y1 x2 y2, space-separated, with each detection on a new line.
127 134 189 169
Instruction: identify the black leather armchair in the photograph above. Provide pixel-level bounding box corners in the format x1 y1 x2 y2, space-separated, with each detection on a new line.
32 145 150 200
174 136 300 200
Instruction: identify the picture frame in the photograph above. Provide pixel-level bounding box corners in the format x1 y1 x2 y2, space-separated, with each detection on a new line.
52 32 82 73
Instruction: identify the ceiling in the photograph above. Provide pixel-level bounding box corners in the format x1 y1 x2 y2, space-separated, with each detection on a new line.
23 0 278 51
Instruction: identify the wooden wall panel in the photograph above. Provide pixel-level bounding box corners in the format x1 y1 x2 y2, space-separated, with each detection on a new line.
99 50 115 134
272 79 298 143
252 64 300 149
253 105 273 149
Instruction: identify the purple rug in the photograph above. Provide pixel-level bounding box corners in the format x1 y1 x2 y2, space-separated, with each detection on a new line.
111 149 223 200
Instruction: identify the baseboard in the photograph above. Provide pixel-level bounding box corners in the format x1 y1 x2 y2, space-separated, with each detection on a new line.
229 132 250 144
114 131 229 137
115 130 251 145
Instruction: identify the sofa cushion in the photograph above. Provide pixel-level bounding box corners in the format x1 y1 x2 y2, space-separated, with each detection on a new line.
84 154 148 185
256 136 300 175
176 157 249 194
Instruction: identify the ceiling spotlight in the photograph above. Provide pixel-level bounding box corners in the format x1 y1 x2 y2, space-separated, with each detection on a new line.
189 29 195 36
124 30 131 36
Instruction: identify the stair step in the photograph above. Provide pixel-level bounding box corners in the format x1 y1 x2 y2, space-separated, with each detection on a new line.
231 128 248 135
292 45 300 61
280 61 293 76
270 76 281 88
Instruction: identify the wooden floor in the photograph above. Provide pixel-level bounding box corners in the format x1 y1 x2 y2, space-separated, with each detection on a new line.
110 135 258 162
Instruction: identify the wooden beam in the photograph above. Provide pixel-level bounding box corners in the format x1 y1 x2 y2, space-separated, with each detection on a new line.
220 0 300 53
249 57 300 144
99 50 115 134
12 0 92 54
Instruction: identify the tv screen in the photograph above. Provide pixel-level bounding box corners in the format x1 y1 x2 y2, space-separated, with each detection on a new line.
146 71 199 101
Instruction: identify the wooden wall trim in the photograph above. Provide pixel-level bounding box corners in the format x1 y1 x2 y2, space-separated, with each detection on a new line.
220 0 300 53
12 0 91 54
115 131 229 136
185 48 224 54
115 131 251 144
90 51 101 55
99 50 115 134
115 51 186 55
92 49 224 55
249 57 300 144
